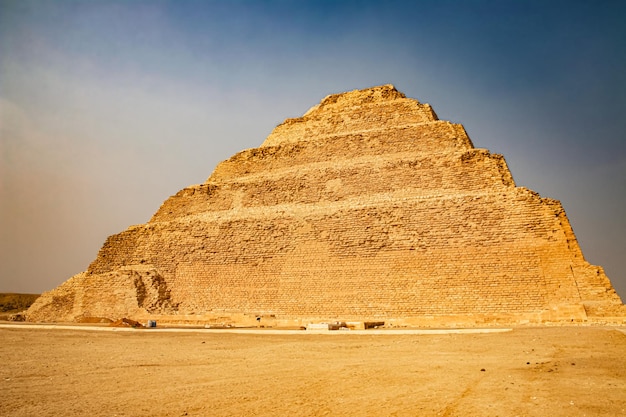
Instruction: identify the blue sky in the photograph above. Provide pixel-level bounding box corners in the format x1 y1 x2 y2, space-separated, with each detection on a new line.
1 0 625 298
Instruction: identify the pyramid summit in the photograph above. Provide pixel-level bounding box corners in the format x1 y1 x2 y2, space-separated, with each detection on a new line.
26 85 625 326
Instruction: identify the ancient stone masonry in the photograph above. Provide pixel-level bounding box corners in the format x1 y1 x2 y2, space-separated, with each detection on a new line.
26 85 625 325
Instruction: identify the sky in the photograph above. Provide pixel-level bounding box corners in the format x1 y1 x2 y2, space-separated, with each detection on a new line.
1 0 625 299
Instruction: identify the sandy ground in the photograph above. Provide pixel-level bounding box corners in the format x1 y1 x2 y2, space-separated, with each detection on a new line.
1 325 625 417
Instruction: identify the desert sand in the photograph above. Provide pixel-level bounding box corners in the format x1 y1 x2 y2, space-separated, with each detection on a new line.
1 325 625 416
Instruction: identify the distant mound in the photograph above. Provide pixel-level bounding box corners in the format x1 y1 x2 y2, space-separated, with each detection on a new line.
0 293 40 320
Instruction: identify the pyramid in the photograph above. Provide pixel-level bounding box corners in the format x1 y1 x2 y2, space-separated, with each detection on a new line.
26 85 624 326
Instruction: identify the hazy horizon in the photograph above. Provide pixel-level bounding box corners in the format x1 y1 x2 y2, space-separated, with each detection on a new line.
1 0 625 299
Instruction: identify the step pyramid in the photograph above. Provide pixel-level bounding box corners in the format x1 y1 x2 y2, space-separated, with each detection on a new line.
26 85 624 326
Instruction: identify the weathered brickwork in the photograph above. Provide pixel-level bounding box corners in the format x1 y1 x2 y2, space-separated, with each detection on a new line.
26 84 625 324
262 85 438 147
210 121 473 182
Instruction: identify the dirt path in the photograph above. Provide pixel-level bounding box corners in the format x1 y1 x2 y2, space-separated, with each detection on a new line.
1 326 624 416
